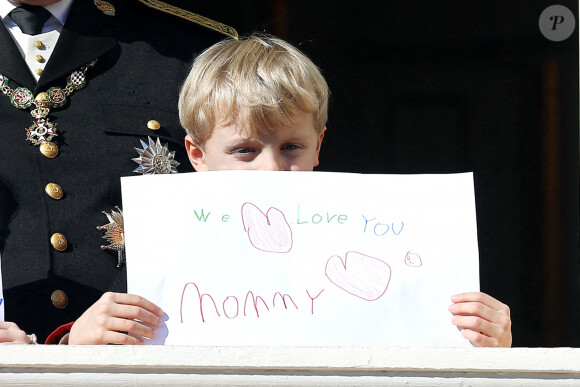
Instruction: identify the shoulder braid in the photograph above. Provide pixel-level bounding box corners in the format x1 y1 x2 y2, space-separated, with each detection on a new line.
137 0 238 39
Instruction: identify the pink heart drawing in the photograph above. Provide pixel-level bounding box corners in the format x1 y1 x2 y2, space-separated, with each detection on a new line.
325 251 391 301
241 203 293 253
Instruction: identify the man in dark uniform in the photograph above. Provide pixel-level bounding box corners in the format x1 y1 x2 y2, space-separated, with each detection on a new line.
0 0 236 344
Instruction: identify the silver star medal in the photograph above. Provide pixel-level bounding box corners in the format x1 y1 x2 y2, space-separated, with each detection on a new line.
132 136 179 174
97 206 125 267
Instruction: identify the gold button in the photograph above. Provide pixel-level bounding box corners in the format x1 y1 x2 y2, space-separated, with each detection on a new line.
45 183 63 200
51 290 68 309
40 142 59 158
35 68 43 76
35 40 44 49
35 55 45 63
50 233 68 251
147 120 161 130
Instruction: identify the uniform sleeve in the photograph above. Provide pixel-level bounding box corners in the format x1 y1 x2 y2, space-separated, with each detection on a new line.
45 322 74 344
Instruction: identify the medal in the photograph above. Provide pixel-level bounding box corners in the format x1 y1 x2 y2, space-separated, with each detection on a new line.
97 206 126 267
9 87 33 109
0 60 97 155
132 136 180 174
26 118 57 145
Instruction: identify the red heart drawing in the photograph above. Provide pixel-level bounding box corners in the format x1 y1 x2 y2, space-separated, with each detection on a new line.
241 203 293 253
325 251 391 301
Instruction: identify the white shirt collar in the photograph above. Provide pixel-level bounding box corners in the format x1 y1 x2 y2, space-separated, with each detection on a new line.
0 1 17 20
0 0 74 26
45 0 74 25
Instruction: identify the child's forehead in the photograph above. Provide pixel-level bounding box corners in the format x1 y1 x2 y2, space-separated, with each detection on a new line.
211 112 318 148
214 115 281 137
214 108 315 135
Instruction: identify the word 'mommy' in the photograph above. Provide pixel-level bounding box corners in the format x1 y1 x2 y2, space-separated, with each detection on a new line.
180 282 324 323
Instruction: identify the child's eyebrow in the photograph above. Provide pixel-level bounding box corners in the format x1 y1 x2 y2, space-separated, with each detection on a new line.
224 137 260 148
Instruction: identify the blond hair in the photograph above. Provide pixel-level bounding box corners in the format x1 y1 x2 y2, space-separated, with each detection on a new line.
179 34 329 146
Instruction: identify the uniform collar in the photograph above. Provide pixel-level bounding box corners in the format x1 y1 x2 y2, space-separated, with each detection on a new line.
0 0 116 92
0 0 74 26
36 0 116 92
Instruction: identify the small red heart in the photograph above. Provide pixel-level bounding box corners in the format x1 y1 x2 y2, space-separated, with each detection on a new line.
241 203 293 253
325 251 391 301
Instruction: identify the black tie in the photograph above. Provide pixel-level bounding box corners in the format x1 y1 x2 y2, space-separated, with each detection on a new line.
9 5 52 35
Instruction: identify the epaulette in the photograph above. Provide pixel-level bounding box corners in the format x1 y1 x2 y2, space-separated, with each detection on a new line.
137 0 238 39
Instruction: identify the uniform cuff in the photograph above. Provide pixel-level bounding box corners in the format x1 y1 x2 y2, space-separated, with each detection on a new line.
45 322 74 344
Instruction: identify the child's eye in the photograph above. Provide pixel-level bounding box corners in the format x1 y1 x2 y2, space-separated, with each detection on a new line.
233 147 255 154
228 147 258 161
281 144 300 151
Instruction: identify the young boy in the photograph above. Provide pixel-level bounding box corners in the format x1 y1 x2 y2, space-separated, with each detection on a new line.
179 35 326 173
67 34 511 347
177 34 512 347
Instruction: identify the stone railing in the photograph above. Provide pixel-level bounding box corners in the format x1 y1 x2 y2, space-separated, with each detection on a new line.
1 346 579 385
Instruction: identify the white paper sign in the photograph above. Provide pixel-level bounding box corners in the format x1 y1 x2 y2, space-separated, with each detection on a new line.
123 171 479 347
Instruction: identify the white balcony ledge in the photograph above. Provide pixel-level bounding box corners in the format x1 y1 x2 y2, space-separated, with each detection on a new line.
1 346 579 386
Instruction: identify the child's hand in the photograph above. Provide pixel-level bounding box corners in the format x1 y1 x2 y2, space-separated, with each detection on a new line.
68 292 163 345
0 321 33 344
449 292 512 347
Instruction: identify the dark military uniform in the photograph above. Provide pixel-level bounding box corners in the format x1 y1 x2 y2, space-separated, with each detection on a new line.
0 0 236 342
